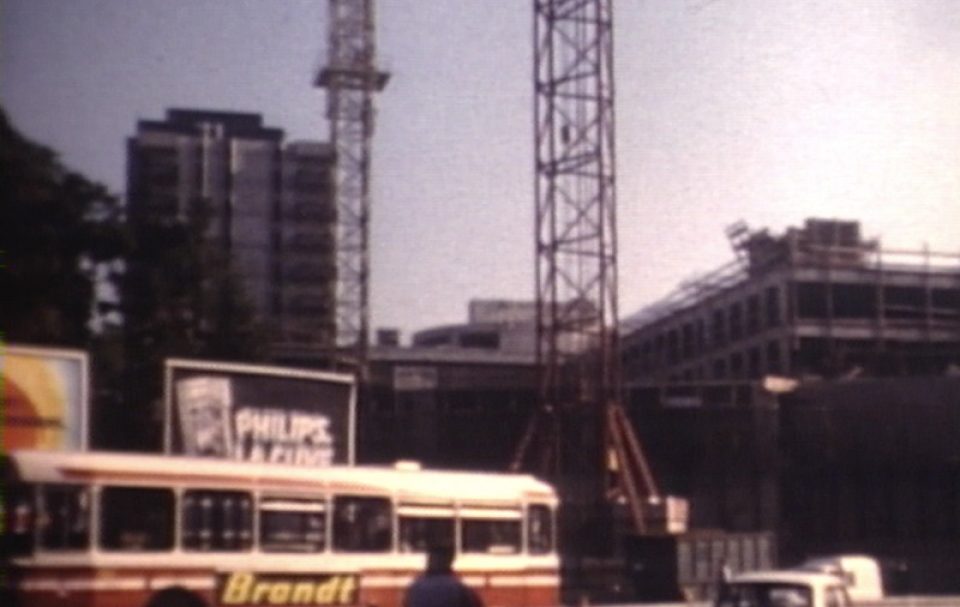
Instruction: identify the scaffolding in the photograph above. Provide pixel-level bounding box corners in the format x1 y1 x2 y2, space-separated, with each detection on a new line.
625 219 960 332
622 219 960 383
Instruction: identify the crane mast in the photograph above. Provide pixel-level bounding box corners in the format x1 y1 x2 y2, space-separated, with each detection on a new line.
316 0 389 369
514 0 677 536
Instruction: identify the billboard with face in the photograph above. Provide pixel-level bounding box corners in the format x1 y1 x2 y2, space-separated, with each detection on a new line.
2 345 89 451
164 359 355 466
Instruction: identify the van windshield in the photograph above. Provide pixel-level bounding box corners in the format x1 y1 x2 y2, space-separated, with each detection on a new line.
716 582 812 607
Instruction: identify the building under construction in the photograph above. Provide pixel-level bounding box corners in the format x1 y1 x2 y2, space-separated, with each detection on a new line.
618 218 960 595
622 218 960 383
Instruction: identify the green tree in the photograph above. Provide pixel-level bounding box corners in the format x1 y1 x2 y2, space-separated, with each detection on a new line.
1 108 268 451
113 198 268 450
120 197 269 362
1 108 126 346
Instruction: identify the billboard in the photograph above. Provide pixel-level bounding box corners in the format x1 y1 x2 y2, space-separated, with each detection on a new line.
1 344 88 451
164 359 355 466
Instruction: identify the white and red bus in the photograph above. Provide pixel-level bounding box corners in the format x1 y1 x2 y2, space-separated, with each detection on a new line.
2 449 559 607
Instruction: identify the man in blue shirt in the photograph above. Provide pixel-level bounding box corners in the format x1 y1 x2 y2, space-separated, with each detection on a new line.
403 544 484 607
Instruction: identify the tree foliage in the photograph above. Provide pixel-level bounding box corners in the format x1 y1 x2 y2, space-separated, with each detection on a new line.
120 198 268 361
2 108 269 451
114 199 269 450
1 107 126 346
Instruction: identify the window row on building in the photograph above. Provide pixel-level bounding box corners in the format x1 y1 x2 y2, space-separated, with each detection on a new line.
127 109 338 351
622 279 787 380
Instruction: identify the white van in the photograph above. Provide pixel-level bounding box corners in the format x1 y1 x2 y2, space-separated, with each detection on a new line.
716 569 852 607
798 555 884 602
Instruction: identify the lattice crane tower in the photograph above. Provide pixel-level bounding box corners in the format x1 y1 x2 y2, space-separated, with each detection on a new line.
513 0 686 536
316 0 389 368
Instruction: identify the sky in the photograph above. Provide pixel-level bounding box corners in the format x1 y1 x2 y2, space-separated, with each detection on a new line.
3 0 958 341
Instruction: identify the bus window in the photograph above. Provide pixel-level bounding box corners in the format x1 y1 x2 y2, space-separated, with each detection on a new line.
182 490 253 552
3 484 35 556
333 496 392 553
100 487 174 551
39 484 90 551
259 497 326 553
461 508 522 555
527 504 553 554
398 504 454 553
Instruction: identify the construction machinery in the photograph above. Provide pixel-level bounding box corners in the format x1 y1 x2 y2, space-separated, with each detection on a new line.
512 0 688 538
315 0 389 372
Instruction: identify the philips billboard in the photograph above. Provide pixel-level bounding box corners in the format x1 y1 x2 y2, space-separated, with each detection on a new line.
164 359 356 466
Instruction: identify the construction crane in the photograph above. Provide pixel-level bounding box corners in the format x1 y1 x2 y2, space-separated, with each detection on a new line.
315 0 389 371
512 0 687 536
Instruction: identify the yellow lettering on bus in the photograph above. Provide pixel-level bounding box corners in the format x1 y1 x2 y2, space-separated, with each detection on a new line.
313 576 340 603
268 582 292 604
221 572 253 604
291 582 315 604
337 576 357 604
221 573 358 606
252 581 272 603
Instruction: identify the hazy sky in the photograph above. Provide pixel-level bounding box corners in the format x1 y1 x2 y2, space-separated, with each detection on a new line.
3 0 958 340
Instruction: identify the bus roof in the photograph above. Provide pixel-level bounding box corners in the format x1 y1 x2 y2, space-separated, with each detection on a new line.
5 449 557 505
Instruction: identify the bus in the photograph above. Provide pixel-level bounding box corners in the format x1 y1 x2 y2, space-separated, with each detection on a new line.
2 449 559 607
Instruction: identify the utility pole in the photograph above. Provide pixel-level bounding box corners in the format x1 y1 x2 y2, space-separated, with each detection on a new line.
513 0 681 536
316 0 389 371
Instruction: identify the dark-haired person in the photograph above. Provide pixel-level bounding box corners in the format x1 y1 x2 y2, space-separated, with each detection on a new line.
403 544 483 607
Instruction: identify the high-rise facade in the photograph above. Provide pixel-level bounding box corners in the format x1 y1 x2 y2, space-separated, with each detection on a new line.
126 109 336 353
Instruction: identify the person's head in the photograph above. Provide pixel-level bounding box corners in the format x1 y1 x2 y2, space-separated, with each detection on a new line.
425 543 455 574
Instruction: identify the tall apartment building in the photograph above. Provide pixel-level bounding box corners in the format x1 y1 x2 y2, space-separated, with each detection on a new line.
621 219 960 384
126 109 336 352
